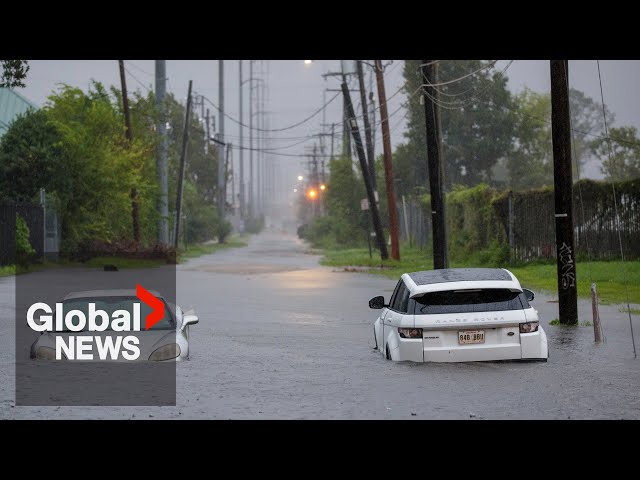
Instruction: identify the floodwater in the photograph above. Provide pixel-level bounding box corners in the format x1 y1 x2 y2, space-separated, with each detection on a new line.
1 231 638 419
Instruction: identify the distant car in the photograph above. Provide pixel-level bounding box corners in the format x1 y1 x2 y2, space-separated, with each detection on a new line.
370 268 548 362
30 289 199 361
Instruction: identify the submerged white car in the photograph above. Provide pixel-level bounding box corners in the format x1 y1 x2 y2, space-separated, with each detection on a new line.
30 289 199 362
370 268 548 362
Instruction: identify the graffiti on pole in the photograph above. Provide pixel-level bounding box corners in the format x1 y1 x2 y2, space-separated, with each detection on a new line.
558 242 576 289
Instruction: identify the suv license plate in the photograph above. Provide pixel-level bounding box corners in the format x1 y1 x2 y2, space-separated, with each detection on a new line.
458 330 485 344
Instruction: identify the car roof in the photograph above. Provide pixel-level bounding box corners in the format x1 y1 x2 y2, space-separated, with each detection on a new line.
402 268 522 298
63 289 164 300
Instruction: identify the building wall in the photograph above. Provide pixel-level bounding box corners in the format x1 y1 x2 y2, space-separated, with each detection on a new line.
0 88 38 139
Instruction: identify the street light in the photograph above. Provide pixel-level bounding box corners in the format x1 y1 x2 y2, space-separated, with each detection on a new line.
304 60 313 65
320 184 326 191
297 175 304 181
293 188 298 193
307 189 317 199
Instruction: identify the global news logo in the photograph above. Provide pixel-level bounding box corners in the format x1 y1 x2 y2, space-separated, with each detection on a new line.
26 284 164 361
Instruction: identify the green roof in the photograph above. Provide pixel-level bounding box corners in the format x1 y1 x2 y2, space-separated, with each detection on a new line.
0 88 38 138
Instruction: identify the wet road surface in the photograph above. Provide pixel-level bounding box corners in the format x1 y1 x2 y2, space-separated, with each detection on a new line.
1 231 639 419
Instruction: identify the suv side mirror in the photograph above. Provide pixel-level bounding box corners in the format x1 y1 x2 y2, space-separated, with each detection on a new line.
369 296 386 309
522 288 535 302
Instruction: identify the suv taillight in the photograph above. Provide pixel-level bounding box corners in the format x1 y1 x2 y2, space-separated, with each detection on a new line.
520 322 539 333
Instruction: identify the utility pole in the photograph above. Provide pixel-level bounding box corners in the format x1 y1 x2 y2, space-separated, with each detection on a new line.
421 59 448 269
155 60 169 244
204 108 210 155
226 142 232 214
330 123 335 159
249 60 254 219
357 60 377 191
118 61 133 141
239 60 245 219
550 60 578 325
217 60 225 219
342 81 388 260
118 60 140 243
375 60 400 261
256 83 262 215
175 80 193 250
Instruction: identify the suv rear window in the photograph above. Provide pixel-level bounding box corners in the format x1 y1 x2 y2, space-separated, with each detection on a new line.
413 289 528 315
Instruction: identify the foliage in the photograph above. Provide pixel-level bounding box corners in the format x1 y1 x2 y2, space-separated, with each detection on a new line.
0 109 66 202
507 87 613 189
401 60 516 188
591 126 640 181
0 81 228 258
215 218 233 243
0 60 29 88
508 89 553 189
15 214 35 265
299 155 368 248
442 184 508 260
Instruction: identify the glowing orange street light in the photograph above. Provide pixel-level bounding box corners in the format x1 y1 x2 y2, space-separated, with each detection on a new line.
320 184 326 191
307 189 317 199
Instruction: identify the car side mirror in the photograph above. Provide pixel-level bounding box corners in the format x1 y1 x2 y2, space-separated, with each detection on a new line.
369 296 386 309
182 314 199 328
523 288 535 302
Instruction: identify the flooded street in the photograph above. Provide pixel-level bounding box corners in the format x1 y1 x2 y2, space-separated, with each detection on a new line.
1 231 639 419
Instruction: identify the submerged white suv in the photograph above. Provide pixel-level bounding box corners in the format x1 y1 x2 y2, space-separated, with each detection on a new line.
370 268 548 362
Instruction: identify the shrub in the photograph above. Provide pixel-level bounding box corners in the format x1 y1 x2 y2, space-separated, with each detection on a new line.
215 219 232 243
16 214 35 266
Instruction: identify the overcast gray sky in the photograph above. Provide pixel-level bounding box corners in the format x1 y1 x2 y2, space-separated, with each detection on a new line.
19 59 640 190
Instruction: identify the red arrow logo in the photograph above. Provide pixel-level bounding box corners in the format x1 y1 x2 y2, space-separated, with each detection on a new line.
136 284 165 330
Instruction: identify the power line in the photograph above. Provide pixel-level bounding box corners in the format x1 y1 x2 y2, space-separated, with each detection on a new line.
432 61 514 99
199 90 341 132
596 59 636 358
123 66 152 93
420 60 499 88
125 60 154 77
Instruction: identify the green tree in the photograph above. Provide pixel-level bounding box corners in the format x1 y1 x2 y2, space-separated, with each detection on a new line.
591 126 640 181
401 60 516 189
508 87 613 189
0 109 66 201
508 88 553 189
1 60 29 88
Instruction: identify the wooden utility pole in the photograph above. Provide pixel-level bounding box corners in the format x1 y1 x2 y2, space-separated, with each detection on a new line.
357 60 377 191
342 81 388 260
550 60 578 325
421 59 448 269
174 80 193 250
204 108 210 155
118 60 140 243
375 60 400 261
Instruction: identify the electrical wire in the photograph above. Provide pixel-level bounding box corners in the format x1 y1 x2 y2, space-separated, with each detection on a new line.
420 60 499 87
596 60 636 358
199 90 341 132
125 60 154 77
123 66 152 93
433 61 514 99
